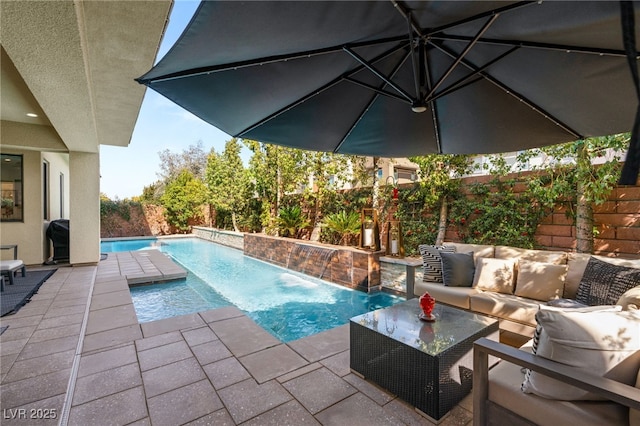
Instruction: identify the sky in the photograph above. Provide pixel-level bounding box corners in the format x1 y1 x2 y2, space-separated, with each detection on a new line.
100 0 242 200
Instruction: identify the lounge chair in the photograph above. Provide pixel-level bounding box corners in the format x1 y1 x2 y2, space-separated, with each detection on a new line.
0 245 26 288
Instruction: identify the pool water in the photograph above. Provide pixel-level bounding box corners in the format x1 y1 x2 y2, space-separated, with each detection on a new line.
101 238 402 342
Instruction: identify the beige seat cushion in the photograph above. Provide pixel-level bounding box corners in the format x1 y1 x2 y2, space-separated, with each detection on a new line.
495 246 567 265
473 258 516 294
514 261 567 301
414 281 478 309
488 348 629 426
470 292 541 327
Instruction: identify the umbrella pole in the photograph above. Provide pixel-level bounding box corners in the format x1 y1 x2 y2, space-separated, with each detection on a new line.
619 1 640 185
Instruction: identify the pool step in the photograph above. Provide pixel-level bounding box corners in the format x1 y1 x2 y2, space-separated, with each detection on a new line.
101 250 187 285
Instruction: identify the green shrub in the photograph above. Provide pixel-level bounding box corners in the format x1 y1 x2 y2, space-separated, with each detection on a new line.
322 210 361 245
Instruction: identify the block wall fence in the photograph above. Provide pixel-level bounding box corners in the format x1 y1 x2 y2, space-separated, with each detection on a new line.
101 174 639 259
439 173 640 259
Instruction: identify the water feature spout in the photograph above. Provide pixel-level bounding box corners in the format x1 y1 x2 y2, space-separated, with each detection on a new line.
286 243 337 278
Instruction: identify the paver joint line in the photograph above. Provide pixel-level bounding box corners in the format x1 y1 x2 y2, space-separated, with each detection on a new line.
57 266 97 426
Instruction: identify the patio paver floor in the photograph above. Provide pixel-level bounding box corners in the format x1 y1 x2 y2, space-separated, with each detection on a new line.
0 252 474 425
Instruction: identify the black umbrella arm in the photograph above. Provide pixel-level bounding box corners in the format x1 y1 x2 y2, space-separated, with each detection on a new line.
137 0 640 176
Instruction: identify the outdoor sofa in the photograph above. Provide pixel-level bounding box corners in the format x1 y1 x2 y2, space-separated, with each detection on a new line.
414 242 640 339
414 242 640 425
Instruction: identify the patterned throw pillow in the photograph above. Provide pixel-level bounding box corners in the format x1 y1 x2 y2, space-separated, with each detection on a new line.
575 257 640 306
418 245 456 283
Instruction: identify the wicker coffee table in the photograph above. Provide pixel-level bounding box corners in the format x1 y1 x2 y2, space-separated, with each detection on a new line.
350 299 499 421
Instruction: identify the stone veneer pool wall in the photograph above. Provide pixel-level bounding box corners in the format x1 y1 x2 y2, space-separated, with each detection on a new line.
192 227 420 294
192 226 244 250
244 234 382 293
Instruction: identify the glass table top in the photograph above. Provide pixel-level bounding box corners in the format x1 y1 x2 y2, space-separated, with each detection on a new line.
350 298 498 356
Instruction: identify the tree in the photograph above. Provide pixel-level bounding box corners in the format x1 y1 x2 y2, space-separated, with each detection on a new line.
301 152 366 241
140 181 162 204
205 138 249 231
160 170 208 232
157 141 210 182
519 134 629 253
408 154 475 245
244 141 306 233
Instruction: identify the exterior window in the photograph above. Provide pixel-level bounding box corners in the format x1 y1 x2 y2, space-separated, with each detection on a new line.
393 167 417 181
1 154 23 222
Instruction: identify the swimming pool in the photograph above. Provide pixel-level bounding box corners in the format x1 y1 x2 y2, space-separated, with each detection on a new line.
101 237 402 342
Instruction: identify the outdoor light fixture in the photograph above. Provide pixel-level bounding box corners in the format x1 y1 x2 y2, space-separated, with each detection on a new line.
26 113 38 117
384 179 405 258
360 208 380 251
411 101 427 113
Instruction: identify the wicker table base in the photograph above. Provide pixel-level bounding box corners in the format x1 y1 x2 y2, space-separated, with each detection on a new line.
350 299 499 421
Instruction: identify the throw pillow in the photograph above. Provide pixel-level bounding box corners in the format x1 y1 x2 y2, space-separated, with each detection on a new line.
617 286 640 311
418 245 456 283
472 258 517 294
575 257 640 306
520 299 590 388
514 261 567 301
521 305 640 400
440 251 475 287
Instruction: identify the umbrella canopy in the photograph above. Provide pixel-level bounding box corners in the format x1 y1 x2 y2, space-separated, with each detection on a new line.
137 1 640 178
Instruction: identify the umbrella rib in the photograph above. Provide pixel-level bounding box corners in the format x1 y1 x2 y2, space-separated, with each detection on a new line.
343 47 414 103
428 46 520 103
430 35 629 58
426 13 499 101
431 42 583 139
237 42 408 139
343 78 411 105
426 1 537 36
137 35 410 84
335 50 413 153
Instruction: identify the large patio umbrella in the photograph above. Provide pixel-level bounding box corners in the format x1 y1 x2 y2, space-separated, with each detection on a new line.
137 1 640 184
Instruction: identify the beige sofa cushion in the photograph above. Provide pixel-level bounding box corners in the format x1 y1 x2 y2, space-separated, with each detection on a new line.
565 253 640 299
443 242 494 260
414 281 479 309
523 305 640 401
472 258 517 294
495 246 567 265
514 261 567 301
618 285 640 310
470 292 541 327
488 345 629 426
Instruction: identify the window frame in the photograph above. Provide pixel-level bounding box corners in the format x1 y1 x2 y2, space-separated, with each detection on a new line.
1 153 24 222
